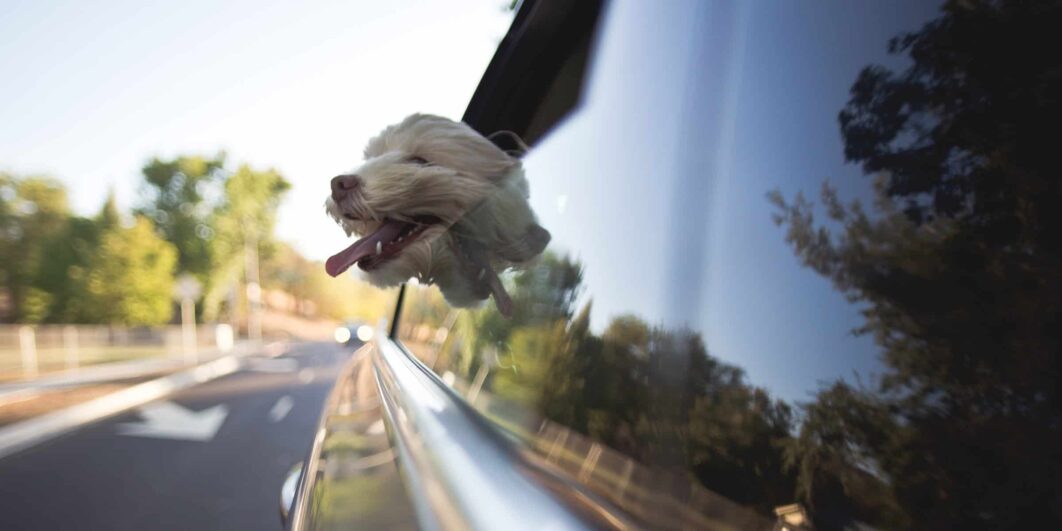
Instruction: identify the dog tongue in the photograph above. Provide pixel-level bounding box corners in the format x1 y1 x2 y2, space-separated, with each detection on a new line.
325 220 407 277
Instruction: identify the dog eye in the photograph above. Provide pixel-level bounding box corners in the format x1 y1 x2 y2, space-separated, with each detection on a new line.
407 156 430 165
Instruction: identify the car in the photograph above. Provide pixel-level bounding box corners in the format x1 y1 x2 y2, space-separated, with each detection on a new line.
332 321 374 346
284 0 1062 529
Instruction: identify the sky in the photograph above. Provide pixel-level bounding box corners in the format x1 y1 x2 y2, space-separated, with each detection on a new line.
0 0 514 261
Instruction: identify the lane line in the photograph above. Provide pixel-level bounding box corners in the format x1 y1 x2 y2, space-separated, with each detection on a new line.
269 395 294 422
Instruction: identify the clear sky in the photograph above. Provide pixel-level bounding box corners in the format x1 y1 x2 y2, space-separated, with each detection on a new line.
0 0 513 261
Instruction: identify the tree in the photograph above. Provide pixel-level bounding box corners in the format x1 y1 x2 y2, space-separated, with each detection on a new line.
201 163 290 321
782 382 905 529
72 217 177 325
479 253 589 422
463 252 583 367
636 324 795 512
137 155 292 324
137 154 226 281
30 190 124 322
0 174 70 322
772 1 1062 527
97 189 121 230
464 252 795 514
581 312 643 456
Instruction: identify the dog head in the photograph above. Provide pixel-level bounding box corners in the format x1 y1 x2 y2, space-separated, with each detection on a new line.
324 114 550 316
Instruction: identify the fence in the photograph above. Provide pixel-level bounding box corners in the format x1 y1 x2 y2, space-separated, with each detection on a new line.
0 324 235 382
531 420 774 531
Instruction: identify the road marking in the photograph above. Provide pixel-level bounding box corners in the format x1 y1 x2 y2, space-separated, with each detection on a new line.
117 401 228 442
298 368 314 383
269 395 294 422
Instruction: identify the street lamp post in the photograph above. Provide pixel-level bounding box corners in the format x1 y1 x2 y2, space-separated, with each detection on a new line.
174 274 202 365
244 224 262 343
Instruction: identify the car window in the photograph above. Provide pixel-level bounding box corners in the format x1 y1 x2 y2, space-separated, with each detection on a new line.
399 0 1060 528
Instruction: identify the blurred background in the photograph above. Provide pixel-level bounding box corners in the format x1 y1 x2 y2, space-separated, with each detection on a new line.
0 0 515 379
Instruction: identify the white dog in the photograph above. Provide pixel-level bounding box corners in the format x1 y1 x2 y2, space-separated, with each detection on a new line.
324 114 550 316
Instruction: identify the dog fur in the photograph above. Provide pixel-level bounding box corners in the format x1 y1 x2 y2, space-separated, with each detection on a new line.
324 114 550 315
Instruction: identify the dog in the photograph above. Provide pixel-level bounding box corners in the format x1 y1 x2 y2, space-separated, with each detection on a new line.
324 114 550 316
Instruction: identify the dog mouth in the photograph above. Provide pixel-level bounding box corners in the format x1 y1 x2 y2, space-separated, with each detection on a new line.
325 215 441 277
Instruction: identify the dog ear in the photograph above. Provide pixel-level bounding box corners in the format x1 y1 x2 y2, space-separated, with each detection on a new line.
487 130 529 158
494 223 551 263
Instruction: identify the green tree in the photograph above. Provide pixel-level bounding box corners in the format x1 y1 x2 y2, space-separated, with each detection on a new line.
467 253 795 514
201 163 290 321
782 383 905 529
72 217 177 325
633 325 795 512
0 174 70 322
492 320 584 416
772 1 1062 527
582 312 643 456
31 190 123 322
461 251 583 376
97 189 121 230
137 154 226 280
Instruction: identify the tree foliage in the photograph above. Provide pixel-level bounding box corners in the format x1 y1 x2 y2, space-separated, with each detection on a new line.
1 175 179 326
772 0 1062 527
0 173 71 322
453 253 796 515
136 154 226 280
1 155 313 327
36 195 118 322
72 217 177 325
201 163 291 320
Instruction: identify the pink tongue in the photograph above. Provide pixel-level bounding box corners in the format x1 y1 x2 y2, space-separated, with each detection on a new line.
325 220 407 277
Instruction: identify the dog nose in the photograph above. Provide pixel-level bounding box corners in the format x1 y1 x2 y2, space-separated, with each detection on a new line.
331 174 361 201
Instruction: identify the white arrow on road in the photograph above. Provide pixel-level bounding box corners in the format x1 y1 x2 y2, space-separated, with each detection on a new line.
117 401 228 442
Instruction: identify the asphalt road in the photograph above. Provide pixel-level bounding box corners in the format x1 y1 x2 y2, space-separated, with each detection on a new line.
0 340 354 531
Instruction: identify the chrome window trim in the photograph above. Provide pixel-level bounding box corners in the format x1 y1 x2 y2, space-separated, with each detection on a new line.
371 333 631 530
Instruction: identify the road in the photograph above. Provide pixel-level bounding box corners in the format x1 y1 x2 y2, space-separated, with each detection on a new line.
0 341 354 531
